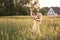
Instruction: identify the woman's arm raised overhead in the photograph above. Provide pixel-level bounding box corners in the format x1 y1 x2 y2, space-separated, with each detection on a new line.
30 8 37 20
30 8 33 17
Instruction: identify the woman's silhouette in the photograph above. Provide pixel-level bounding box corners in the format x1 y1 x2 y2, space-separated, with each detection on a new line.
30 8 42 36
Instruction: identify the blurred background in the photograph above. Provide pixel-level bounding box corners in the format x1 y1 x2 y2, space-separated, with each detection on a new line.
0 0 50 16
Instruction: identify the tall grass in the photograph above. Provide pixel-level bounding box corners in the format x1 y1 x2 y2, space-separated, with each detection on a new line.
0 16 60 40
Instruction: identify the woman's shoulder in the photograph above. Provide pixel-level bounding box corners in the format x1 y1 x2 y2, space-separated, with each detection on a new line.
38 13 42 15
37 13 42 17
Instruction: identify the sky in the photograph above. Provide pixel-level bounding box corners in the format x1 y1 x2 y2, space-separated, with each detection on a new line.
38 0 60 8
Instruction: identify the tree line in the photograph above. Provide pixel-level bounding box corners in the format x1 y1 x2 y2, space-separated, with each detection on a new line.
0 0 49 16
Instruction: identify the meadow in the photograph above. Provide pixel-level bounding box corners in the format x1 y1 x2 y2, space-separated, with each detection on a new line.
0 16 60 40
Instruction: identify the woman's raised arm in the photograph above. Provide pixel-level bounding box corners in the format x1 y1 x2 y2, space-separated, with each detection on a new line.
30 8 33 17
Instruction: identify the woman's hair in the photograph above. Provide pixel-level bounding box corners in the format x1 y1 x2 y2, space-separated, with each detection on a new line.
32 9 39 15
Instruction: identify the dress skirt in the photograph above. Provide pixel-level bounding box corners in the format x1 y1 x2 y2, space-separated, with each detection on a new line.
32 20 40 32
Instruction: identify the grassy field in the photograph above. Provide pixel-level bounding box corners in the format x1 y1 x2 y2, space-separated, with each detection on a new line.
0 16 60 40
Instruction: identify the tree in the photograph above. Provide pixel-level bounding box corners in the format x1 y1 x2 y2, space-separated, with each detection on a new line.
0 0 40 16
39 7 49 15
14 0 40 15
0 0 5 16
13 0 31 15
0 0 14 16
0 0 4 7
4 0 14 15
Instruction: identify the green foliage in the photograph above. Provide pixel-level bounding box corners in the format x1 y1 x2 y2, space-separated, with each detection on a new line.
0 0 14 16
32 8 38 14
40 7 49 15
0 0 40 16
0 0 4 4
4 0 14 15
19 6 30 15
19 0 30 4
14 0 40 15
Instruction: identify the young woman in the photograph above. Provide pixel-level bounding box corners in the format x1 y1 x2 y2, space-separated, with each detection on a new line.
30 8 42 35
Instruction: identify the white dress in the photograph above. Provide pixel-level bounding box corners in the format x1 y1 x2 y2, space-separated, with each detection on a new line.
32 20 40 32
32 13 42 32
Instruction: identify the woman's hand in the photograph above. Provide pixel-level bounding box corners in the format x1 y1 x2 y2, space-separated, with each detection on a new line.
36 19 40 22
